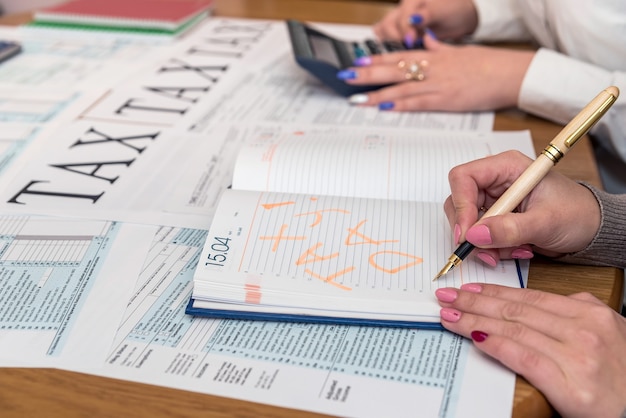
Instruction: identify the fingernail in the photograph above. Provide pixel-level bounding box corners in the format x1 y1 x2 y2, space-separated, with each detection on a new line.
425 28 437 40
460 283 482 293
403 34 414 48
337 69 357 80
476 251 497 267
379 101 394 110
409 14 423 25
348 94 369 105
466 224 492 246
440 308 461 323
435 288 458 303
353 56 371 66
471 330 488 343
454 224 461 246
511 248 534 259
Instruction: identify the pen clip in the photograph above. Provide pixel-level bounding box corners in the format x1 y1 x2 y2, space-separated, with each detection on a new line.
563 88 619 148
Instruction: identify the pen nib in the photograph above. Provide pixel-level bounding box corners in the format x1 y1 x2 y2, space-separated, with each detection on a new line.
433 254 463 281
433 261 454 281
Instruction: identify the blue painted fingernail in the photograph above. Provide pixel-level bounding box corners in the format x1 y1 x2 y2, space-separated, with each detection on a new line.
409 14 423 25
425 28 437 40
379 102 394 110
353 56 371 66
337 69 357 80
403 34 414 48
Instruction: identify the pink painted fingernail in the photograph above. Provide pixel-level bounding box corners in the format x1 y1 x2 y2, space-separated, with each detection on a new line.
440 308 461 323
476 251 497 267
511 248 534 259
471 330 488 342
435 288 458 303
454 224 461 245
460 283 482 293
466 224 492 246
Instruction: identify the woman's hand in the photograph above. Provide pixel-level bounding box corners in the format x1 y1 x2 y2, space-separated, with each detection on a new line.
338 34 534 112
373 0 478 45
442 151 601 265
435 283 626 418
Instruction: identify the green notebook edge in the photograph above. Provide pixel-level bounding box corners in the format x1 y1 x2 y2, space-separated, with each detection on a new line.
26 10 209 36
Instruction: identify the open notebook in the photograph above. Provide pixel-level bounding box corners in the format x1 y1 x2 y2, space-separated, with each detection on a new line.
186 124 532 328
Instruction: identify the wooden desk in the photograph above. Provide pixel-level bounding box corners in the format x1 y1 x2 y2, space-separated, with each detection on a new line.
0 1 623 417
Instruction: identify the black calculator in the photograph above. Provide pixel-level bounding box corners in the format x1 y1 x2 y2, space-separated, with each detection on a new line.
286 19 409 97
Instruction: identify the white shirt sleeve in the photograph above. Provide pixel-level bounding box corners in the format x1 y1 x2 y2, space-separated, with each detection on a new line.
519 48 626 163
471 0 531 42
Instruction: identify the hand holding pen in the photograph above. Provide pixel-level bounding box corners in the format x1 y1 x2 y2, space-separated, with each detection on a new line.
434 86 619 279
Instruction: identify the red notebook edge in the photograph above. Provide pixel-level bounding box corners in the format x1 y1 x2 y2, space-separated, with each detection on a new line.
34 0 214 28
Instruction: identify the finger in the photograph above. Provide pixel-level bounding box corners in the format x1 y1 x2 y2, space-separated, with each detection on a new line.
345 64 417 85
439 304 568 391
389 91 462 112
472 248 500 267
443 195 461 232
467 211 552 251
459 284 596 321
494 244 534 261
460 328 566 404
447 151 532 240
435 286 588 340
440 306 562 352
360 33 440 68
396 1 422 42
368 82 433 111
373 10 403 41
361 50 430 67
568 291 605 305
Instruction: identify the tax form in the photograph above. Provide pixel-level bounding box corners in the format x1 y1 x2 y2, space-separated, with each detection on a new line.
0 215 515 417
0 17 516 418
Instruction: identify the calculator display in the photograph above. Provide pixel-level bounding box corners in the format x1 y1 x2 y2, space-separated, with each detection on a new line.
308 34 341 67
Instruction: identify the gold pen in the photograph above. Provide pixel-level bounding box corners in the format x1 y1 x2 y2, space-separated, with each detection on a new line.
434 86 620 281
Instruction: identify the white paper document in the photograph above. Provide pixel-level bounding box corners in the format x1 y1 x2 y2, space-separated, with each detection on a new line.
80 225 516 418
0 217 514 417
0 123 534 229
0 215 155 367
0 25 160 89
0 17 520 418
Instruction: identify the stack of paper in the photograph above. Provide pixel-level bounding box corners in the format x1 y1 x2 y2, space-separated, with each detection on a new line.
28 0 213 38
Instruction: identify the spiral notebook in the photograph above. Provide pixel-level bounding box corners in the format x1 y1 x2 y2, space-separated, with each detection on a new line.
31 0 213 37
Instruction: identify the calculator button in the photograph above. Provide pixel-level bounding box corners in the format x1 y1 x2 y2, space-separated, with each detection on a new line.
352 42 368 58
382 40 405 52
365 39 382 55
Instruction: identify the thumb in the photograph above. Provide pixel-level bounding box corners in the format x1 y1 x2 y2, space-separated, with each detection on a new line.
466 212 544 250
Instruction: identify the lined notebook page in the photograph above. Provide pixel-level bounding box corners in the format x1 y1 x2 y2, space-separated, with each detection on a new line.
231 125 535 204
192 189 522 322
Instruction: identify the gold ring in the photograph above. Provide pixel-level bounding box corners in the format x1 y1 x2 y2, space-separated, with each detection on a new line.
397 59 428 81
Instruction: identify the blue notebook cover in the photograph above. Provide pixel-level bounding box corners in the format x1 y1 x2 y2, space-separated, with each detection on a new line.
185 298 445 329
185 260 523 330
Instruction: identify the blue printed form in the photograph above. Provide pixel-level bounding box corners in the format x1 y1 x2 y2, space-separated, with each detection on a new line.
0 215 155 364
